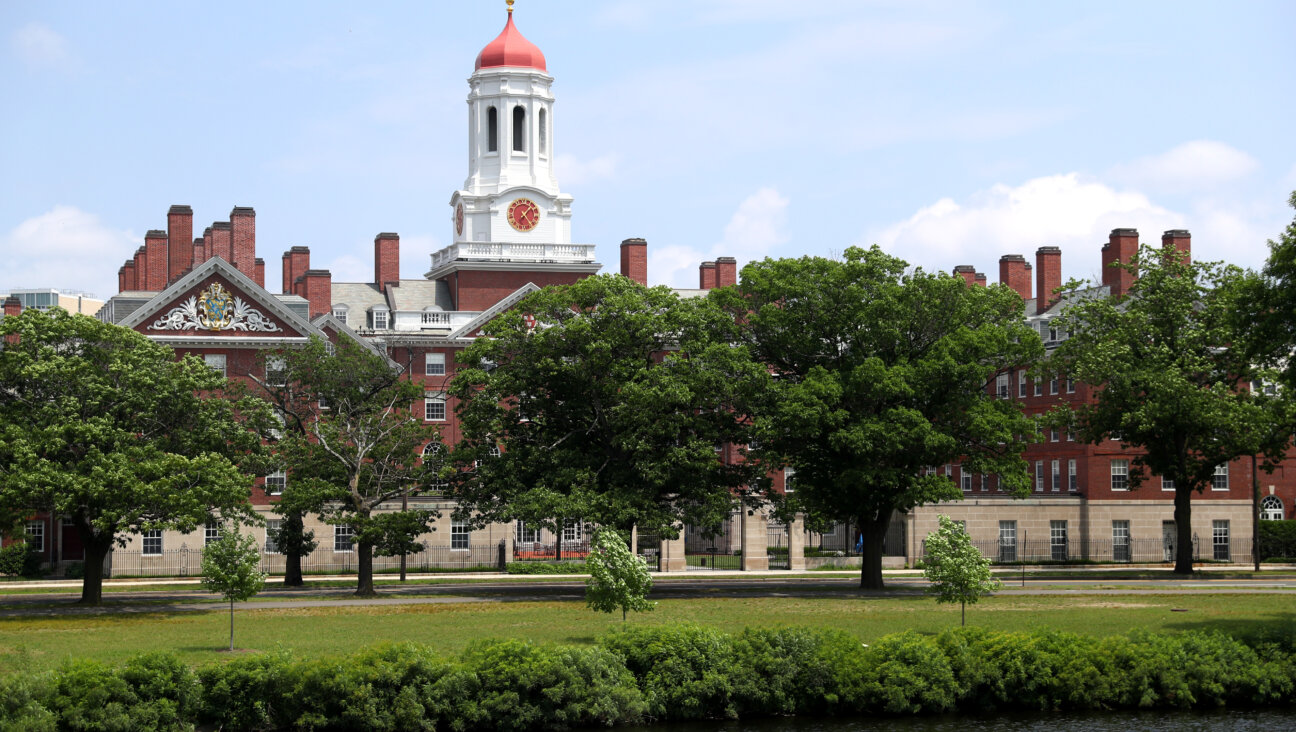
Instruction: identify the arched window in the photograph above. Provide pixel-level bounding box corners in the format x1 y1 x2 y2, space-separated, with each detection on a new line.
423 441 448 494
538 108 547 154
512 105 526 152
1261 495 1284 521
487 107 498 153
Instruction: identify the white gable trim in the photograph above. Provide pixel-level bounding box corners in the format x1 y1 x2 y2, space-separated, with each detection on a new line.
448 282 541 339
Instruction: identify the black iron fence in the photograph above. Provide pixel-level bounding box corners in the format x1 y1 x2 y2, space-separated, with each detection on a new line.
686 519 742 571
636 534 662 572
767 530 789 570
105 542 505 578
919 537 1256 565
512 540 591 562
804 519 906 558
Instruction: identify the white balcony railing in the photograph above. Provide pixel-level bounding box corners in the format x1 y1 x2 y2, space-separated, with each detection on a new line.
429 242 597 271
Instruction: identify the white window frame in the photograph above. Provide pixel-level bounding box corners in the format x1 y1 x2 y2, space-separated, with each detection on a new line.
1066 377 1075 394
25 520 44 552
1051 459 1060 492
1050 520 1068 560
451 519 470 550
1033 378 1043 397
783 466 795 493
996 373 1010 400
204 353 227 378
1110 459 1129 491
371 307 389 330
1050 429 1059 442
425 352 446 376
980 474 989 492
961 471 972 492
1018 370 1027 398
1212 463 1229 491
562 520 584 547
334 524 354 553
205 520 221 546
1068 459 1077 492
1112 520 1131 561
264 519 282 554
332 305 348 324
999 520 1017 562
1261 495 1284 521
424 392 446 422
266 356 286 387
1212 519 1230 560
265 469 286 496
1049 377 1059 395
1035 460 1044 492
142 529 163 556
515 520 539 545
1161 476 1175 492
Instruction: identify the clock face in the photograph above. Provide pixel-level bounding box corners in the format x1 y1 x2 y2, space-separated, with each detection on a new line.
507 198 541 232
455 203 464 236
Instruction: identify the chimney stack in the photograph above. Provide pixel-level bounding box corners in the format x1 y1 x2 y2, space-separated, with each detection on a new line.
254 258 266 289
210 222 233 263
167 205 193 285
118 266 127 293
192 238 204 268
699 261 717 289
1102 228 1138 298
974 272 987 287
998 254 1032 300
145 230 168 291
1035 246 1062 313
123 261 137 291
953 265 977 286
715 257 737 288
230 207 256 278
133 247 148 289
4 296 22 318
301 269 332 318
375 233 400 292
285 246 311 296
1162 229 1191 265
619 238 648 285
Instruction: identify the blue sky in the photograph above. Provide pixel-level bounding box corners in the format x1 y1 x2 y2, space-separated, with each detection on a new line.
3 1 1295 300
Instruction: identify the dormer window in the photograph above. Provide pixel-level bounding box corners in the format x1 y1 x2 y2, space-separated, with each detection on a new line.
371 306 389 330
332 305 348 325
513 105 526 152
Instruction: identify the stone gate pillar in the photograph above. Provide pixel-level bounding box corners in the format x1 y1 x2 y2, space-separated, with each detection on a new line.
788 513 806 571
660 529 686 572
741 509 769 571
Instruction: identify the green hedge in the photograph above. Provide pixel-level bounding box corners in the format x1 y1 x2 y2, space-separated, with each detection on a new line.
4 626 1296 730
505 561 589 575
0 543 44 578
1259 520 1296 560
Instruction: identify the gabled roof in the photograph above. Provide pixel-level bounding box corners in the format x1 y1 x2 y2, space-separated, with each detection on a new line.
118 256 324 343
311 312 397 367
449 282 541 339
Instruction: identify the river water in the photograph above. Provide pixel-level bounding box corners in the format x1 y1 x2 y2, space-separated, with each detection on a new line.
620 709 1296 731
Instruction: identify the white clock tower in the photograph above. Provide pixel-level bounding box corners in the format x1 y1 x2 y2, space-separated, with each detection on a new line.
449 2 573 247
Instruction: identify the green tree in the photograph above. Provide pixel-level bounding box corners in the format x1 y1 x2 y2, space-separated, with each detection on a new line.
267 336 439 596
585 528 655 621
200 529 267 650
0 309 269 604
1242 192 1296 391
450 274 767 547
923 515 1000 626
717 246 1041 589
264 509 317 587
1048 244 1282 574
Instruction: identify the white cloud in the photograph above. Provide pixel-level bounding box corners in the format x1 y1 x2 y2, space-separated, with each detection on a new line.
867 174 1183 281
555 153 619 186
0 206 137 299
650 187 789 288
9 22 76 71
1109 140 1259 194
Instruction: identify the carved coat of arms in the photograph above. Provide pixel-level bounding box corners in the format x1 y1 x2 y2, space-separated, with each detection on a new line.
150 282 282 333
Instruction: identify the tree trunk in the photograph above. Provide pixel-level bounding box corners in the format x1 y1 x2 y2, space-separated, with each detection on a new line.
1174 487 1194 574
961 601 966 627
355 539 376 596
78 537 111 606
229 598 235 651
858 512 890 590
284 554 304 587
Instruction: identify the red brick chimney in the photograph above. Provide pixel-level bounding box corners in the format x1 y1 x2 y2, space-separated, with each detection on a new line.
375 233 400 292
210 222 233 263
231 207 256 278
117 266 127 293
1102 229 1138 298
254 258 266 289
301 269 332 318
198 228 212 265
974 272 987 287
2 296 20 344
1162 229 1191 265
123 261 137 290
167 205 193 285
145 230 168 291
192 238 204 268
620 238 648 285
953 265 977 286
285 246 310 295
133 246 148 289
1035 246 1062 313
998 254 1032 300
699 261 717 289
715 257 737 288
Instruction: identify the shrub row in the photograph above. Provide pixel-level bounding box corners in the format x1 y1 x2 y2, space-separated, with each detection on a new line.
0 542 44 578
505 561 589 575
4 626 1296 730
1259 519 1296 560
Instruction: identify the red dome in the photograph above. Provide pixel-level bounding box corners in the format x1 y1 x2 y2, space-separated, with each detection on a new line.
475 12 547 72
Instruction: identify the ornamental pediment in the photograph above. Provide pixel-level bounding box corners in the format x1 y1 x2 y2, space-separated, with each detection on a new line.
140 276 299 337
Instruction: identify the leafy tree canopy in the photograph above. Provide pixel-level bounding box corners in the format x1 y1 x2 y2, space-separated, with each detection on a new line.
201 529 267 650
450 274 768 541
923 515 1000 626
585 528 655 621
715 246 1041 589
0 309 270 604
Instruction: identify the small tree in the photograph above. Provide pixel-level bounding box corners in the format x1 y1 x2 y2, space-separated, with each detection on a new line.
923 515 1000 626
201 530 267 651
585 528 655 621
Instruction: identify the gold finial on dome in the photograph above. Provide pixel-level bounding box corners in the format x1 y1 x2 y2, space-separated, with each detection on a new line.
507 0 514 13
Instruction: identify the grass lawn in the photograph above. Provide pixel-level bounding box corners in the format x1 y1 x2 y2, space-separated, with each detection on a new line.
2 591 1293 674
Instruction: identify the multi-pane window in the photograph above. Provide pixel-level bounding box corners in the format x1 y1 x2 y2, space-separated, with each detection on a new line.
423 442 448 494
424 393 446 422
1161 476 1175 492
1110 459 1129 491
944 464 953 478
332 306 348 324
204 354 227 378
516 521 538 545
1261 496 1284 521
1049 377 1059 395
783 466 795 493
142 529 163 556
205 520 221 546
372 308 389 330
1067 430 1076 442
264 519 281 554
999 521 1017 562
1112 520 1131 562
1212 464 1229 491
961 471 972 492
334 525 354 552
1050 520 1068 561
1051 459 1060 492
25 520 44 552
1068 459 1077 491
563 520 584 547
425 352 446 376
996 373 1010 399
451 520 470 550
265 469 286 496
1035 461 1044 492
1018 370 1028 398
1066 377 1075 394
1213 520 1230 560
980 474 989 492
266 356 286 387
1034 378 1043 397
1050 429 1059 442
